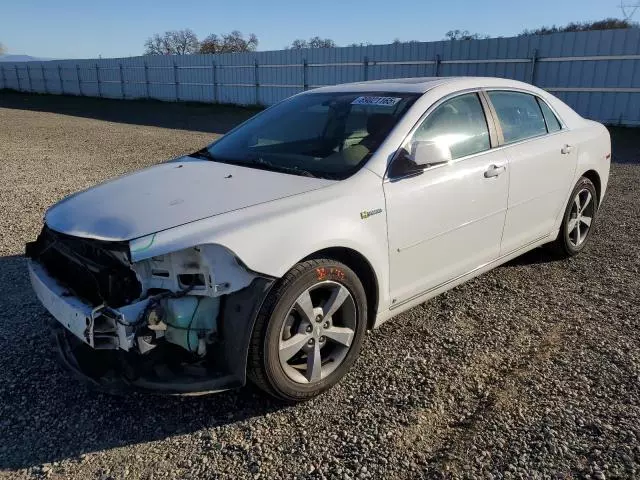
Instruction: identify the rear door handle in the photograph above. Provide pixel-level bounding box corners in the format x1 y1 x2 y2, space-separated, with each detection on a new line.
561 144 574 154
484 164 506 178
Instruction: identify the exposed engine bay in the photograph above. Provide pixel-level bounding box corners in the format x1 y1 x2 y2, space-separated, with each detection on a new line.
26 226 274 394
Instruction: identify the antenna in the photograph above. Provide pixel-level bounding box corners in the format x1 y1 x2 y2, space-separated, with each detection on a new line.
620 0 640 20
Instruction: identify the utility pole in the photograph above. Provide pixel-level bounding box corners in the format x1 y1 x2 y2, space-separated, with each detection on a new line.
620 0 640 20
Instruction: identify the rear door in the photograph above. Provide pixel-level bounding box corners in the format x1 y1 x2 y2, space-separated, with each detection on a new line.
485 91 578 255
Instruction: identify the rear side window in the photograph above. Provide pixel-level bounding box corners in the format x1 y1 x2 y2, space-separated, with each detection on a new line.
537 98 562 133
488 91 547 144
412 92 490 160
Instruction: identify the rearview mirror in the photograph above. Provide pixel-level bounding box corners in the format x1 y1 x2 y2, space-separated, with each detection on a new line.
410 140 452 167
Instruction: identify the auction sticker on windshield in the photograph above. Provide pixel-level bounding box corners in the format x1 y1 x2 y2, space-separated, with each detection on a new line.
351 96 402 106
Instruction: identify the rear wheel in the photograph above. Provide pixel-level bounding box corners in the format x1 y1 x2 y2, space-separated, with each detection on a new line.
551 176 598 257
248 259 367 402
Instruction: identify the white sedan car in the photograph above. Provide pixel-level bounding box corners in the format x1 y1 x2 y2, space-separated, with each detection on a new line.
27 77 610 401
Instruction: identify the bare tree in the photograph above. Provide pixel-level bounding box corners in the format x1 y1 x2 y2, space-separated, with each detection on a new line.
199 34 222 54
287 37 336 49
520 18 639 35
445 30 490 41
221 30 258 52
308 36 336 48
144 34 169 55
200 31 258 54
144 29 199 55
392 38 421 44
288 39 309 49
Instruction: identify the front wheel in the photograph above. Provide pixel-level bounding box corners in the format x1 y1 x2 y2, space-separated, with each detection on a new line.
247 259 367 402
551 176 599 257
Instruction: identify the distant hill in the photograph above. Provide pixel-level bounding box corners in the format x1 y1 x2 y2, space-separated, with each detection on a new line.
0 54 52 62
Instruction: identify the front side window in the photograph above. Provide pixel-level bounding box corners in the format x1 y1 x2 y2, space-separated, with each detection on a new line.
202 92 419 179
411 92 490 160
488 91 547 144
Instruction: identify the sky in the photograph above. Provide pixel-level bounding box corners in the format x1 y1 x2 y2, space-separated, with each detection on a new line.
0 0 627 59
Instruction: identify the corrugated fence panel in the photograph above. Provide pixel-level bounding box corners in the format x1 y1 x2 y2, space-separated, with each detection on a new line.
1 29 639 125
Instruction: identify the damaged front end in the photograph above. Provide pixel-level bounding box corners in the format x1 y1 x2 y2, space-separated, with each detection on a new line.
26 226 274 395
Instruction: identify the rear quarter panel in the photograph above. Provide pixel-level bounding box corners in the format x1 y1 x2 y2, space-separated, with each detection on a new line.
552 120 611 232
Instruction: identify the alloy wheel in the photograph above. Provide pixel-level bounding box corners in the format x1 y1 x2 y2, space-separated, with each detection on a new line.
278 281 357 384
567 188 595 247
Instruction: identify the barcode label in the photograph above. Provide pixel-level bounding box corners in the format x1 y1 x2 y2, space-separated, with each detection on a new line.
351 96 402 106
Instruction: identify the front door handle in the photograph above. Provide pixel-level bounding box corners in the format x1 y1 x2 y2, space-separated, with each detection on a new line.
561 144 574 154
484 164 506 178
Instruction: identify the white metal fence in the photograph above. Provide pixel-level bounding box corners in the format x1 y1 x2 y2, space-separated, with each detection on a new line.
1 28 639 125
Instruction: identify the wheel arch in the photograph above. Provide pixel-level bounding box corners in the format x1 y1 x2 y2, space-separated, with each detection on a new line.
301 247 379 330
581 169 601 203
553 168 604 238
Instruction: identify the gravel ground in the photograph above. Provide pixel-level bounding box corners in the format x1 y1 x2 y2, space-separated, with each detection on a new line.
0 92 639 480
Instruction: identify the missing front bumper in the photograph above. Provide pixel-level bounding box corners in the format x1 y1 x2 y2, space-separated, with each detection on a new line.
30 258 275 395
28 259 143 351
52 324 242 395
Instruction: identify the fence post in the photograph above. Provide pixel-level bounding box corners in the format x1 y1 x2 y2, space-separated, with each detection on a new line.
76 64 83 96
58 65 64 94
26 65 33 91
119 63 125 98
96 64 102 97
254 59 260 105
434 54 441 77
212 61 218 103
41 64 48 93
529 48 538 85
302 59 308 91
363 56 369 81
173 62 179 101
15 65 21 91
144 61 150 99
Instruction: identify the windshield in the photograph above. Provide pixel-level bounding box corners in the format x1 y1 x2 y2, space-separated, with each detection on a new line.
201 91 420 179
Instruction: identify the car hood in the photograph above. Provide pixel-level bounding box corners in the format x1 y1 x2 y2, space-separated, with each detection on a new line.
45 157 336 242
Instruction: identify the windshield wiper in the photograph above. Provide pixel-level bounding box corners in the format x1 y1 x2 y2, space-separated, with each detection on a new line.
248 157 318 178
192 149 320 178
191 148 217 160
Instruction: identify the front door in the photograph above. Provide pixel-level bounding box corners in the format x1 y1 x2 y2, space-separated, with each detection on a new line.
384 92 509 306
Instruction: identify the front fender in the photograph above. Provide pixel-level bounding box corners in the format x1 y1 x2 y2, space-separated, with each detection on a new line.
130 168 391 312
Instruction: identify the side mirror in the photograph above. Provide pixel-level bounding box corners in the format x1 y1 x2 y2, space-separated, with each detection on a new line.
409 140 452 167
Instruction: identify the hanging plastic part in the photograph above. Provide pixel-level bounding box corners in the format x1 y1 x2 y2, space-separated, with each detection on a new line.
162 296 220 355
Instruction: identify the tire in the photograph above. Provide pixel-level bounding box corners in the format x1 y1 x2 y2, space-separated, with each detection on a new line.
550 176 599 258
247 259 367 402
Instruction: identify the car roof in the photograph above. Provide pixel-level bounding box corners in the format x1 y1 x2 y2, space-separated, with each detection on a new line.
308 76 536 94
